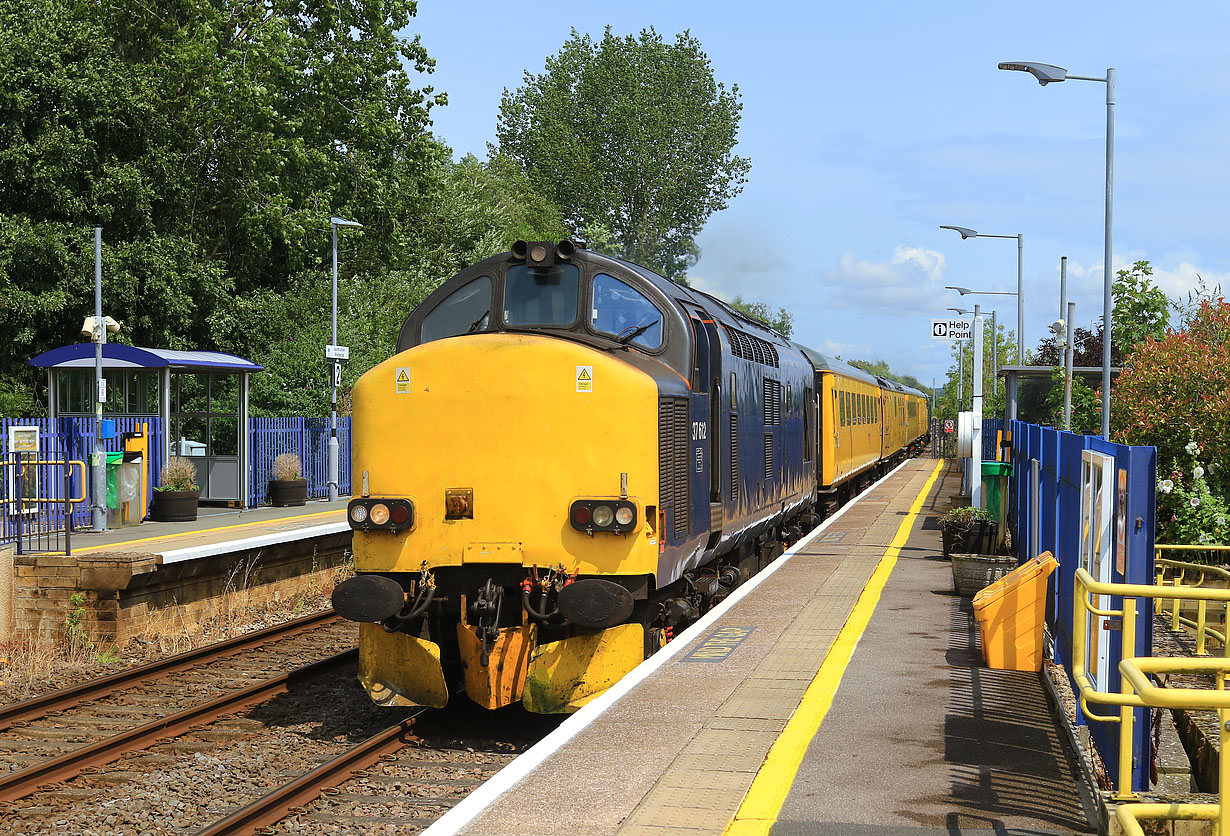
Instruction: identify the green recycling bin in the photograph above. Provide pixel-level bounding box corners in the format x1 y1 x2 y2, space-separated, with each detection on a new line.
105 451 125 509
981 460 1013 548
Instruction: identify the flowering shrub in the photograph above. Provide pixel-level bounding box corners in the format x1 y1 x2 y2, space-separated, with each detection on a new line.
1115 299 1230 497
1157 447 1230 544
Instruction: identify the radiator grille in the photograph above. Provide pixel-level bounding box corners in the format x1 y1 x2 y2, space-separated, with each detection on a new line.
658 397 691 538
764 433 774 480
722 324 780 368
763 378 782 426
730 414 739 501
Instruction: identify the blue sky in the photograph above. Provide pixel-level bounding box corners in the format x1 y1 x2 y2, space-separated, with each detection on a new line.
408 1 1230 388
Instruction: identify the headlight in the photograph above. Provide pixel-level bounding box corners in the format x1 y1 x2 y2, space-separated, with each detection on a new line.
592 505 614 527
369 503 391 525
568 499 637 533
350 505 368 523
615 506 634 526
347 498 414 531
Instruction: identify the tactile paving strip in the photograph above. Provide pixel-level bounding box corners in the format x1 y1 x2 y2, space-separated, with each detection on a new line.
616 463 938 836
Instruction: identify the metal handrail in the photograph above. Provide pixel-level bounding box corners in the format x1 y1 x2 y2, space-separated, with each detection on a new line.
0 460 86 507
1073 567 1230 834
1155 557 1230 654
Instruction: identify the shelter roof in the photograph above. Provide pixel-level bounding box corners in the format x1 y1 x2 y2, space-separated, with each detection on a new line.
28 344 263 372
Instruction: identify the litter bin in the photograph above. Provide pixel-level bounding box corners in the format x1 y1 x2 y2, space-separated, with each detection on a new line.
105 452 143 528
972 551 1058 672
981 460 1013 548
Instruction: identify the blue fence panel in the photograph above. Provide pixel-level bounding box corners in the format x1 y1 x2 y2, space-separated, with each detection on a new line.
248 417 351 506
1 416 165 542
1010 420 1156 793
982 418 1006 461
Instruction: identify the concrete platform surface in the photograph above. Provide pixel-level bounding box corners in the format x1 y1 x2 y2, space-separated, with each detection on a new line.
434 459 1093 836
67 498 347 561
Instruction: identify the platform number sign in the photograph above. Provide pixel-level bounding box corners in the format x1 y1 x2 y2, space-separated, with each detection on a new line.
332 361 343 388
931 319 971 342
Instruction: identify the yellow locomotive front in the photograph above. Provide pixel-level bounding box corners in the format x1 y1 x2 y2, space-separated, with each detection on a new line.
333 242 684 713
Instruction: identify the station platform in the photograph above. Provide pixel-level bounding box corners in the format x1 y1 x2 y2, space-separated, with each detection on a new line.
67 498 347 564
429 459 1095 836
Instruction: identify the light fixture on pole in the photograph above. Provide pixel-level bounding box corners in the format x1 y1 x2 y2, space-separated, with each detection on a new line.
999 59 1115 438
943 250 1022 422
328 216 363 503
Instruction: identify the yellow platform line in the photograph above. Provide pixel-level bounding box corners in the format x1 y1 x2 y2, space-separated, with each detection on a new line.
724 459 945 836
70 507 346 554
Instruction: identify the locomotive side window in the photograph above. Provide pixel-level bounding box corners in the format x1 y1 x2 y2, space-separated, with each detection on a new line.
421 276 493 344
504 263 580 327
590 273 663 349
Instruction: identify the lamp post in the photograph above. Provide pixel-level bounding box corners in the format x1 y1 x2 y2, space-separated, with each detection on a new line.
92 228 106 532
999 60 1115 439
945 279 1020 418
329 216 363 503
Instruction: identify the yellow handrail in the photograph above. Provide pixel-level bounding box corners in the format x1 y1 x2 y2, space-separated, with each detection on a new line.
1156 557 1230 654
1073 567 1230 834
0 460 86 508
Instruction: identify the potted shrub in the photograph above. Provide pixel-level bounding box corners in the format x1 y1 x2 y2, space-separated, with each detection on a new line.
152 457 199 522
939 505 997 556
269 453 308 507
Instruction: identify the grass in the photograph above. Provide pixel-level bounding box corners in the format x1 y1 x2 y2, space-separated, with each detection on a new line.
0 549 354 704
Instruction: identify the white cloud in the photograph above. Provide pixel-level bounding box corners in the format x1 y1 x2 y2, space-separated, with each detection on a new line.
821 247 948 312
1150 262 1230 300
891 246 946 280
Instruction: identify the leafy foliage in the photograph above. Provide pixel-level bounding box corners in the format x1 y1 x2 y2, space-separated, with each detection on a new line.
1114 300 1230 492
1037 366 1100 434
933 319 1015 424
847 359 926 392
726 296 793 337
1156 447 1230 545
1112 261 1169 353
494 27 750 282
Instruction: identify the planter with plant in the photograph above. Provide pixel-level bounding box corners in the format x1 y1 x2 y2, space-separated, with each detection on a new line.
269 453 308 507
939 505 998 557
152 457 200 522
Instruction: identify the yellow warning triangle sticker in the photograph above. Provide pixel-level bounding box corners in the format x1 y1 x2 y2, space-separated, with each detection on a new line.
397 369 409 382
577 369 591 380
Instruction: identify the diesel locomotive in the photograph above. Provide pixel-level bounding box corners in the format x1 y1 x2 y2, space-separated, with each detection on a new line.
331 240 929 713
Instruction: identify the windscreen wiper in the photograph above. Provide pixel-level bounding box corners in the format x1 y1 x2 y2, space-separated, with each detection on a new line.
617 322 654 345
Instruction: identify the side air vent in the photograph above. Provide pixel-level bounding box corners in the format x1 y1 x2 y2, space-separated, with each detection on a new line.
763 433 774 481
763 378 782 426
722 324 780 369
658 397 691 539
730 414 739 501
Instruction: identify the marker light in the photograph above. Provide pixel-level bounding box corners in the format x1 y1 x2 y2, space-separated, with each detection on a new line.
369 503 391 525
572 504 592 526
615 506 634 526
350 505 369 523
592 505 614 527
390 504 410 525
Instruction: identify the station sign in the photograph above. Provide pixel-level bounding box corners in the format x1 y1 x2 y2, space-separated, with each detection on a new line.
8 425 39 454
930 319 971 342
325 344 350 361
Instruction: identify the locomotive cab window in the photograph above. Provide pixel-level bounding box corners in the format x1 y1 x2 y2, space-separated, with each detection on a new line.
504 263 580 327
420 276 493 343
590 273 663 349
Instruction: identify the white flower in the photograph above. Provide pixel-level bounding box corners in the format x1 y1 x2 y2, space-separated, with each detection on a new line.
1194 466 1206 479
1217 515 1226 527
1159 480 1174 493
1192 496 1201 507
1200 532 1210 544
1186 441 1203 456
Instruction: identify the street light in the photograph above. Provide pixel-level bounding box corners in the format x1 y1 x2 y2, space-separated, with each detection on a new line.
329 216 363 503
999 60 1115 438
939 227 1024 365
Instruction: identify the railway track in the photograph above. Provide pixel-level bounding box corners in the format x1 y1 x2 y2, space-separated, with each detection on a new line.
0 608 555 836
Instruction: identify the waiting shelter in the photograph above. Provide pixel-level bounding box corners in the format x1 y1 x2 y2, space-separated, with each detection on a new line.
29 345 263 505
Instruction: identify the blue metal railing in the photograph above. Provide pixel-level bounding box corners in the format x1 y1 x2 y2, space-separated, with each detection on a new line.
248 417 351 507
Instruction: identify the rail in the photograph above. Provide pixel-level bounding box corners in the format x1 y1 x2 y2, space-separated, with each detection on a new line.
1073 567 1230 834
1155 556 1230 654
0 459 86 507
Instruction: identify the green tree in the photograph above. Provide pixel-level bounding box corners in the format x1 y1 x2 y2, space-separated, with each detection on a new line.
727 296 793 337
847 359 926 392
1112 260 1169 354
0 0 446 415
494 27 750 282
933 320 1015 424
